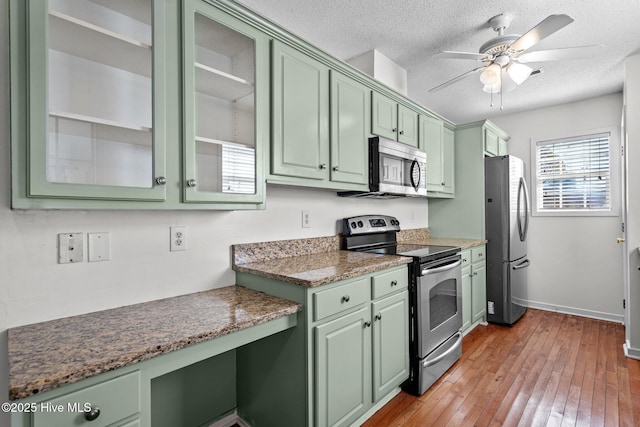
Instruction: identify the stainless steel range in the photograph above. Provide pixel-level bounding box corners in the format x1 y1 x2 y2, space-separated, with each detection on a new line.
342 215 463 395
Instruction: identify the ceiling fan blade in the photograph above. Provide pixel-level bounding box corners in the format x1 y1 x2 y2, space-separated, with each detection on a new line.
509 14 574 53
433 51 490 61
428 67 484 92
515 45 604 63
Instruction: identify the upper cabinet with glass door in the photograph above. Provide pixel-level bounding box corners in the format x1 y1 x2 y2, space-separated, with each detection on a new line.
26 0 166 200
182 0 268 204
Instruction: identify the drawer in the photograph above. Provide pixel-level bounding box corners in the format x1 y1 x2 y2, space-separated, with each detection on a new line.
471 246 485 263
371 267 408 299
313 278 370 321
460 250 471 267
33 371 140 427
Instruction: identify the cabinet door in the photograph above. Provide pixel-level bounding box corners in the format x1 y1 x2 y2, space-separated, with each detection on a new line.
397 104 419 147
272 40 330 180
484 128 499 156
315 306 371 427
461 265 472 332
471 261 487 323
442 127 455 194
182 0 267 203
26 0 166 200
498 137 508 155
372 291 409 401
330 71 370 185
421 115 444 191
371 92 397 140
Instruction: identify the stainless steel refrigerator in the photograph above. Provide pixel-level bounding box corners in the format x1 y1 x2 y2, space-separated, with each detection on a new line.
485 155 530 326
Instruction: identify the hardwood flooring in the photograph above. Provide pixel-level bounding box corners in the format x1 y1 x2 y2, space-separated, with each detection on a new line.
362 308 640 427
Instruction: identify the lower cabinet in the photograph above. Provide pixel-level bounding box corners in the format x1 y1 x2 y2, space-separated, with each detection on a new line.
461 245 487 333
236 264 409 427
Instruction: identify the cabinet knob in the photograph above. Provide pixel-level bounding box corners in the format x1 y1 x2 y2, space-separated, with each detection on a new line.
441 182 445 186
186 179 197 188
155 176 167 185
391 280 398 287
364 321 372 328
375 313 382 321
84 405 100 421
342 295 350 303
463 258 468 262
319 163 327 170
333 166 340 171
399 130 404 135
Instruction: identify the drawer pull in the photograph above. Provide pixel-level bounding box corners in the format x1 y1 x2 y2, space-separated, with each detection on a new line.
84 405 100 421
391 280 398 287
342 295 350 303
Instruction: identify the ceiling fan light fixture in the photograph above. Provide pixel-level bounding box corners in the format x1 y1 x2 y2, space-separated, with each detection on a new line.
507 63 533 85
480 63 501 85
483 82 501 93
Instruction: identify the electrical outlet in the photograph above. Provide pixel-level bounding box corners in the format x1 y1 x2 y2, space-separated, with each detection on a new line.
302 210 311 228
170 226 187 252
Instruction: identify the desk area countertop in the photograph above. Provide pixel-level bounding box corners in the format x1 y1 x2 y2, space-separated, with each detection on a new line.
8 285 302 401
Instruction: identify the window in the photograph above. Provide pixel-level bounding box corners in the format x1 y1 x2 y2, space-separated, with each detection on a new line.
222 145 255 194
533 131 612 215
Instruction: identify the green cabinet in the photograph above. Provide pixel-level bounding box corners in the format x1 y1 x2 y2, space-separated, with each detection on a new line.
461 245 487 333
484 127 509 156
10 0 267 209
181 0 268 204
428 120 509 239
236 265 409 427
421 114 455 197
270 41 369 189
371 92 419 147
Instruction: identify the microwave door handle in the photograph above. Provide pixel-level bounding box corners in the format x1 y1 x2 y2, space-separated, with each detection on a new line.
410 159 421 190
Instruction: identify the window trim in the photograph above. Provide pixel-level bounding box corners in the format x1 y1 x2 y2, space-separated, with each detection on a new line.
529 126 620 217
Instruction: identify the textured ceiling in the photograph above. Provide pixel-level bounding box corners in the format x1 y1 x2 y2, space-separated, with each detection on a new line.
234 0 640 124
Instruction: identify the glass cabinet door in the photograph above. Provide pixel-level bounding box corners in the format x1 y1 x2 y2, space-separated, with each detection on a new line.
182 0 267 203
27 0 166 200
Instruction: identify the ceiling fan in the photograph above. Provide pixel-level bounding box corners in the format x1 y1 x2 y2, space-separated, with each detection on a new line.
429 13 603 95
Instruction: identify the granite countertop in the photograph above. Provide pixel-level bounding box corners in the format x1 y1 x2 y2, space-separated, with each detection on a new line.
404 237 487 250
8 285 302 401
234 250 412 287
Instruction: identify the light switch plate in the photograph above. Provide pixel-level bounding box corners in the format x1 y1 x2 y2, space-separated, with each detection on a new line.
88 232 111 262
58 233 84 264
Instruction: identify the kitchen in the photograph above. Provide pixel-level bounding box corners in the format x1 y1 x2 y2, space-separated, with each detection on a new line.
1 0 640 426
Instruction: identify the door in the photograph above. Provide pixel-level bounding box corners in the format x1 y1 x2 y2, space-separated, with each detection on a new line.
27 0 166 201
621 106 630 344
421 114 444 192
330 71 370 185
272 40 330 180
508 155 529 261
397 104 419 147
372 292 409 401
371 92 397 140
315 306 371 427
182 0 267 203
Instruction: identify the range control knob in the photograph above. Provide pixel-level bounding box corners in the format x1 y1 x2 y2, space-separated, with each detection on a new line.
357 221 363 227
350 222 356 229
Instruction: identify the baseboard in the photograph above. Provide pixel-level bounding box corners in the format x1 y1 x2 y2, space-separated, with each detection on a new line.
350 386 402 426
624 341 640 360
522 299 624 324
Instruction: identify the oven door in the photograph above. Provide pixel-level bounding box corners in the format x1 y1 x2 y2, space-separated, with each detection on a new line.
416 255 462 357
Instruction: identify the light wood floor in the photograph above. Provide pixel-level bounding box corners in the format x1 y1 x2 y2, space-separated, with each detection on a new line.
362 308 640 427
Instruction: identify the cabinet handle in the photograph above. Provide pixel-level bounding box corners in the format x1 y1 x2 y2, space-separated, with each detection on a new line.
474 272 478 276
375 313 382 321
186 179 197 188
463 258 468 262
399 130 404 135
441 182 445 186
155 176 167 185
84 405 100 421
319 163 327 170
342 295 350 303
333 166 340 171
364 321 372 328
392 128 397 133
391 280 398 287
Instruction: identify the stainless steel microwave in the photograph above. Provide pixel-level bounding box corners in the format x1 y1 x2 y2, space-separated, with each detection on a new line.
339 136 427 198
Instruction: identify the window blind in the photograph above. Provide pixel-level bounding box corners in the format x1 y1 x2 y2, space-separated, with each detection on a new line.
535 132 610 212
222 145 255 194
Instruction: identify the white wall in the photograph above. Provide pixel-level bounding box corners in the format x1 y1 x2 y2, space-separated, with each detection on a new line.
491 93 624 321
0 3 427 423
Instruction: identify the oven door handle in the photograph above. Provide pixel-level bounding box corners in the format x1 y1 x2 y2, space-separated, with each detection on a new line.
422 332 463 368
421 259 462 276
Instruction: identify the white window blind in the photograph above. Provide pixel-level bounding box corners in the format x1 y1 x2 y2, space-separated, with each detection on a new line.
222 145 255 194
534 132 610 212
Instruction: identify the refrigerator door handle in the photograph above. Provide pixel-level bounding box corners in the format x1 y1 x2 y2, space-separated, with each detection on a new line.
512 259 531 270
517 177 530 241
521 177 530 240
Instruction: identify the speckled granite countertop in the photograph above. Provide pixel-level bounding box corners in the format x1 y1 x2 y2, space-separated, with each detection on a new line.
396 227 486 249
8 285 301 401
